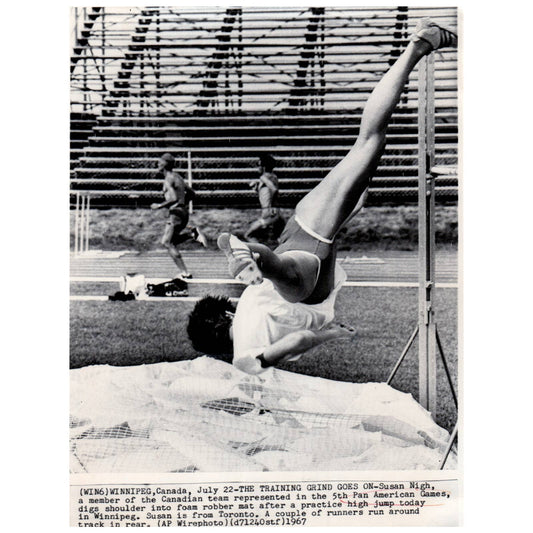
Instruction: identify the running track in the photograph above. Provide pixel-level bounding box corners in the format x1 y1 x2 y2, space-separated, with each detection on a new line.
71 249 458 295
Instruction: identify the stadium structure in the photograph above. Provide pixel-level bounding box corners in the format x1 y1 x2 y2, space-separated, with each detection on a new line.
70 6 458 208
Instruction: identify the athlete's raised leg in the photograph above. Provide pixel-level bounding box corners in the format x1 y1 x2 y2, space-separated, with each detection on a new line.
296 19 457 240
218 20 456 301
218 233 318 302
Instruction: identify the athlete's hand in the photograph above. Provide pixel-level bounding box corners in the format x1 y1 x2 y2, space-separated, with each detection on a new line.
150 203 160 210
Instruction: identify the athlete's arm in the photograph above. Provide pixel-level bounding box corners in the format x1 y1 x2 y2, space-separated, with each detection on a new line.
184 184 196 202
151 177 179 209
151 198 178 210
258 324 355 369
259 173 278 194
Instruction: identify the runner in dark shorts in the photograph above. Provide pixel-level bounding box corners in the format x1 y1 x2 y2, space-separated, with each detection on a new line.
165 206 189 245
151 154 207 278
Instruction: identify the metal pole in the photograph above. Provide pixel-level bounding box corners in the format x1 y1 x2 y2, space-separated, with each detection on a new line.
426 54 437 417
85 195 91 252
387 325 418 385
101 7 106 100
187 150 193 214
74 192 80 254
79 195 86 255
82 7 87 112
73 7 78 47
439 422 458 469
436 327 458 408
418 53 437 417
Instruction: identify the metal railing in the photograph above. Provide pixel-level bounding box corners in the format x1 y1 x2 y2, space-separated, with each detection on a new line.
70 7 458 207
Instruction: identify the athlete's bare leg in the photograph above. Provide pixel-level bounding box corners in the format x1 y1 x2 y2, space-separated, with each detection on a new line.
295 39 433 240
220 20 456 300
162 228 191 277
165 244 191 277
244 219 265 241
218 233 319 302
236 39 435 298
247 243 319 303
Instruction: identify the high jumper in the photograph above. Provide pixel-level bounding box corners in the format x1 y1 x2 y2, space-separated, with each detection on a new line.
187 19 457 374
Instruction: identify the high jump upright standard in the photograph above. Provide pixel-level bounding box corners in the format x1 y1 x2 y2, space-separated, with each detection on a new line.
386 51 458 468
74 192 90 255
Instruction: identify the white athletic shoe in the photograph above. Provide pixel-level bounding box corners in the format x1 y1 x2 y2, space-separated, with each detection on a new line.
411 18 457 50
193 227 208 247
217 233 263 285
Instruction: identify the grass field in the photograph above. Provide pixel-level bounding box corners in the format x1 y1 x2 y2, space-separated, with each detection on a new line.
70 205 459 432
70 205 458 252
70 286 458 432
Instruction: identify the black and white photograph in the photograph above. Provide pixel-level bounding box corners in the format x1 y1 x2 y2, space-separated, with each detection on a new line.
67 4 462 526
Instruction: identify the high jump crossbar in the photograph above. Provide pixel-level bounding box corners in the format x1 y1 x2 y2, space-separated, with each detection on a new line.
386 52 458 468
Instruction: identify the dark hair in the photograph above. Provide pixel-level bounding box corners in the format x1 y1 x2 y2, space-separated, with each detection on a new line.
259 154 275 172
160 152 175 169
187 295 235 361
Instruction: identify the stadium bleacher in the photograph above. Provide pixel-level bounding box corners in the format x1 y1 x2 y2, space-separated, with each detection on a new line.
70 6 458 208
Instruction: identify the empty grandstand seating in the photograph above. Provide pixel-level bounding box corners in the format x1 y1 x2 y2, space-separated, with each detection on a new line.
70 6 458 208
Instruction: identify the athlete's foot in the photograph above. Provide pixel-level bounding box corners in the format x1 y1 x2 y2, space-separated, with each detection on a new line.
411 18 457 51
217 233 263 285
180 272 193 279
192 227 208 247
331 322 357 342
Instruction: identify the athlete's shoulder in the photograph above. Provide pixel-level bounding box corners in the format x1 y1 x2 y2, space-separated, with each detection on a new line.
268 172 279 186
169 170 185 182
264 171 278 180
163 171 183 191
